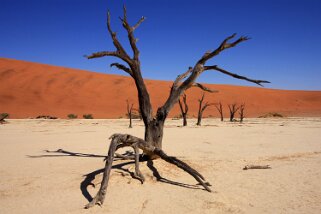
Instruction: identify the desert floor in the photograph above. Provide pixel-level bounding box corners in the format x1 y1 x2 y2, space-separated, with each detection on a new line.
0 118 321 214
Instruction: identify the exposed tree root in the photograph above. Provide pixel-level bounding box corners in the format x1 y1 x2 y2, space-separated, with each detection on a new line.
85 133 211 209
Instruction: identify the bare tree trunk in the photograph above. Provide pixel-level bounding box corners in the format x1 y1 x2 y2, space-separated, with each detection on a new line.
196 94 203 126
239 103 245 123
178 94 188 126
215 102 224 121
228 103 240 122
144 119 165 153
196 113 202 126
196 93 214 126
85 5 269 209
182 114 187 126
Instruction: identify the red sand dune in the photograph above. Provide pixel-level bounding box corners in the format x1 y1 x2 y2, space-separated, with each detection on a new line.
1 58 321 119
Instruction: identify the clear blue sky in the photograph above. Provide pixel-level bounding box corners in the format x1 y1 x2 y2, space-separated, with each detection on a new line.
1 0 321 90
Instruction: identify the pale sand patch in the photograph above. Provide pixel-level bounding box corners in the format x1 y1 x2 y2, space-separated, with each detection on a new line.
0 118 321 213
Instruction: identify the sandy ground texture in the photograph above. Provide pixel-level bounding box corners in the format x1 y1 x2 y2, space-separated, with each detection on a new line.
0 118 321 214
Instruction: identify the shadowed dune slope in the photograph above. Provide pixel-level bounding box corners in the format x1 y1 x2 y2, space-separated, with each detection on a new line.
1 58 320 118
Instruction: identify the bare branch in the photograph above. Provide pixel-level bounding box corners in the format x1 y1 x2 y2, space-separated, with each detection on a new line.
122 5 127 22
86 7 152 125
107 11 113 36
178 99 183 112
133 16 146 31
198 93 205 103
196 93 214 126
220 34 250 49
85 51 118 59
239 103 245 122
228 104 240 113
178 94 188 126
228 103 240 122
126 99 134 114
158 34 267 117
126 99 134 128
191 83 218 93
86 11 131 65
106 11 131 64
204 65 270 86
172 67 193 90
202 102 215 112
214 102 224 121
182 94 188 113
120 5 142 61
110 63 133 77
198 34 250 65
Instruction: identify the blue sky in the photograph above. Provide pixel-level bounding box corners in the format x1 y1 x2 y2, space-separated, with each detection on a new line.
1 0 321 90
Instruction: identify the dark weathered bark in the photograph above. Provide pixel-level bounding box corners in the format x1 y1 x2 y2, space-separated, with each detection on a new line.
215 102 224 121
178 94 188 126
126 100 134 128
85 5 270 209
228 103 240 122
144 119 165 152
239 103 245 123
87 7 268 148
196 93 214 126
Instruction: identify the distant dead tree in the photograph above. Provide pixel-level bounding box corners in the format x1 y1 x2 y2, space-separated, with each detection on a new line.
84 6 269 208
178 94 188 126
228 103 240 122
126 100 134 128
0 113 9 124
214 102 224 121
239 103 245 122
197 93 215 126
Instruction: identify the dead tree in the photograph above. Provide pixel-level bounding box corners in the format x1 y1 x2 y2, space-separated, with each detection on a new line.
196 93 215 126
0 114 9 124
126 100 134 128
85 6 269 208
239 103 245 122
228 103 240 122
215 102 224 121
178 94 188 126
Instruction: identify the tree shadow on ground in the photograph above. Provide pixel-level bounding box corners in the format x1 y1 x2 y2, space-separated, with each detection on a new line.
27 149 107 158
27 149 204 203
146 160 202 190
81 161 135 202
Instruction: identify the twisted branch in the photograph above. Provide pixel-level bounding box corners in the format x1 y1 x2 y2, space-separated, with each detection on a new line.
198 34 249 65
110 63 133 77
85 51 118 59
204 65 270 86
192 83 218 93
120 5 145 60
160 33 268 117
